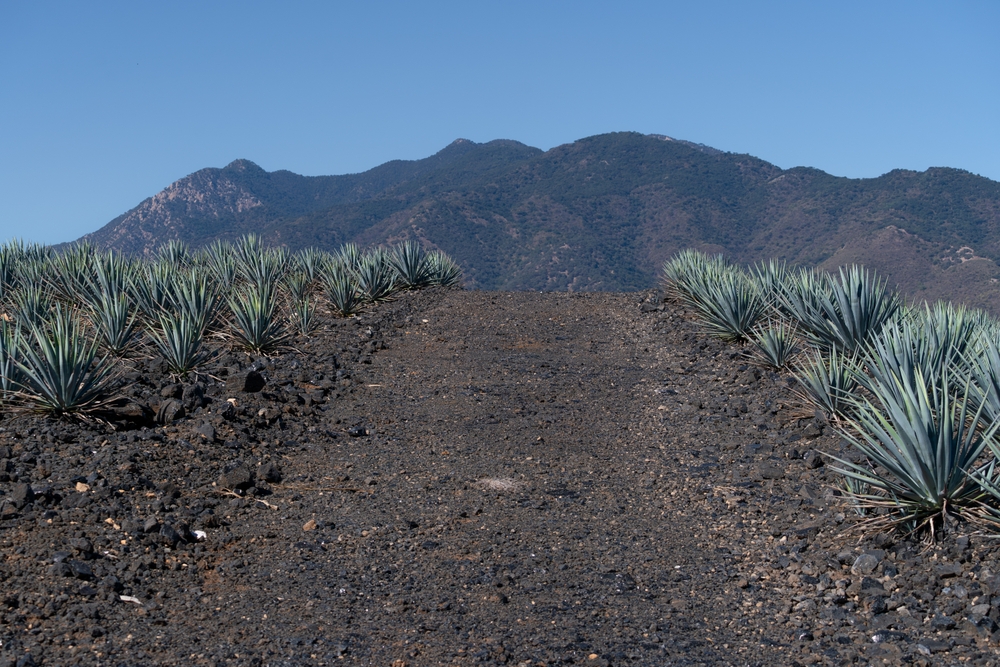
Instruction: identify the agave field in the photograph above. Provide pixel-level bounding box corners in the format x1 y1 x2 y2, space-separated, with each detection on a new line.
0 236 461 418
664 249 1000 538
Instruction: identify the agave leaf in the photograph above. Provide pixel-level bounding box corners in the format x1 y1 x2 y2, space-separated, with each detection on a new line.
829 364 999 526
427 251 462 287
0 319 23 400
792 346 858 421
89 290 139 357
290 296 317 336
157 239 191 266
389 241 434 289
354 249 397 303
682 266 766 342
749 319 798 370
779 265 898 352
322 263 364 317
227 283 290 354
148 311 210 376
13 306 117 415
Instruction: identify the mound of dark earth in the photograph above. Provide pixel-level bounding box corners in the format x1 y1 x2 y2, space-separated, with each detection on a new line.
1 290 999 666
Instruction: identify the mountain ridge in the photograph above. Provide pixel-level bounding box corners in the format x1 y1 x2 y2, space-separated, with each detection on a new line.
72 131 1000 312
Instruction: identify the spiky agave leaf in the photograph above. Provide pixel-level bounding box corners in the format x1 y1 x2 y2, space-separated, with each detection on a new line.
749 319 798 370
290 296 317 336
968 337 1000 430
354 249 397 303
233 234 264 267
780 265 899 352
0 319 23 401
283 271 312 304
662 250 727 302
792 346 858 421
13 305 116 415
336 243 363 272
90 250 137 298
200 240 238 292
322 263 363 317
89 290 139 357
427 250 462 287
148 310 211 376
49 242 99 306
857 312 976 407
749 258 789 310
10 256 48 297
683 266 767 343
163 269 220 335
294 247 328 283
828 363 1000 533
227 284 290 354
157 239 191 267
12 284 53 327
130 261 176 320
389 241 433 289
236 245 288 293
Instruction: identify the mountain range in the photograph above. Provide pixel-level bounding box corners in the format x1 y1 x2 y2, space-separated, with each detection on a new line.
73 132 1000 311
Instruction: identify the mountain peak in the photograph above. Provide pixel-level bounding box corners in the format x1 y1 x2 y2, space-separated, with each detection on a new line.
223 159 265 173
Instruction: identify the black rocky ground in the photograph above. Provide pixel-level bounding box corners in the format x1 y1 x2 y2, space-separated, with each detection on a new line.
1 289 1000 666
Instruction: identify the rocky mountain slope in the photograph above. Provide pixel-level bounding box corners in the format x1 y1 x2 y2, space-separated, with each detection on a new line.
74 133 1000 311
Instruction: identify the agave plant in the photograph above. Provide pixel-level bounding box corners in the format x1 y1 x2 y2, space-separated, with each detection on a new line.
779 265 899 352
0 319 23 401
294 247 327 283
13 306 116 415
389 241 433 289
749 319 798 370
148 310 211 376
427 250 462 287
793 346 858 421
290 296 317 336
749 258 789 310
10 256 48 298
967 337 1000 429
233 233 264 266
283 271 312 304
237 246 288 295
335 243 363 272
90 250 137 299
322 264 364 317
12 284 53 327
89 291 140 357
164 269 220 334
158 239 191 266
131 261 176 320
829 363 1000 535
200 240 238 292
681 265 766 342
227 284 289 354
662 250 727 302
354 249 397 303
49 242 99 305
856 313 975 406
912 301 981 377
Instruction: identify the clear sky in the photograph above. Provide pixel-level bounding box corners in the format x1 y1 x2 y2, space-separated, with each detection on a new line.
2 1 998 245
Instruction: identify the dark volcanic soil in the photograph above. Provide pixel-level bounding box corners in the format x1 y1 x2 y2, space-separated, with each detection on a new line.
2 290 1000 666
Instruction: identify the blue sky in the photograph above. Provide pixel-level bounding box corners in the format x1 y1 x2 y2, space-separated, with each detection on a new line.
1 1 998 245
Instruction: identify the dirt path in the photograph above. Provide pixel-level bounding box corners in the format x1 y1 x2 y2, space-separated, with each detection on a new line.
256 290 782 665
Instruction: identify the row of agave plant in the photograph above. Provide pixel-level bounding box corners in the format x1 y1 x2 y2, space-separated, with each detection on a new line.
0 235 461 417
664 249 1000 538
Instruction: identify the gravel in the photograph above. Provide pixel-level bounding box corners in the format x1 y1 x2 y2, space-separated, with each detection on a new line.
0 289 999 665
